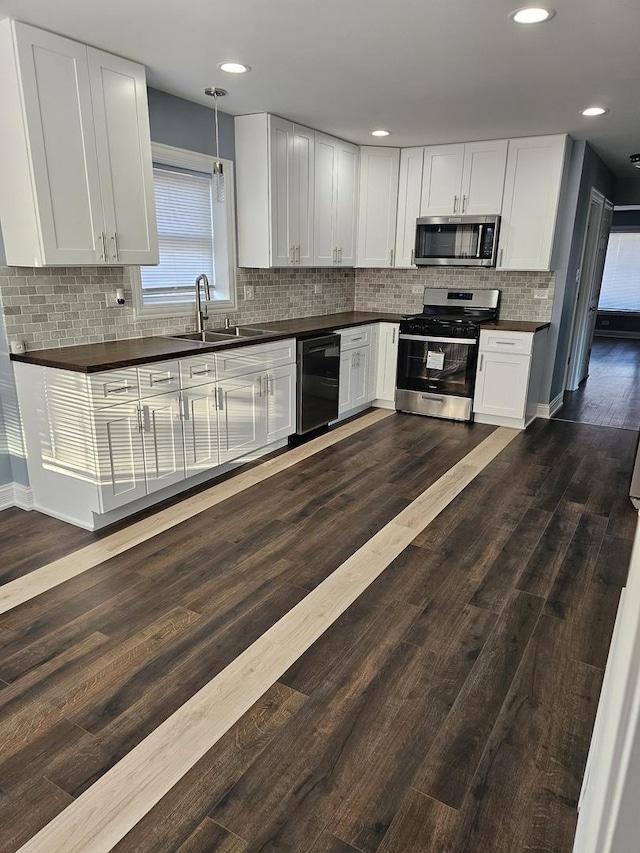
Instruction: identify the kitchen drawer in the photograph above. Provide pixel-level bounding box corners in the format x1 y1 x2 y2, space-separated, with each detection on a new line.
137 360 181 397
179 354 217 389
480 330 533 356
215 338 296 379
87 367 140 409
337 325 372 351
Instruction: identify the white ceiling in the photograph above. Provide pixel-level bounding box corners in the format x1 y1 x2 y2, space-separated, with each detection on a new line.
2 0 639 176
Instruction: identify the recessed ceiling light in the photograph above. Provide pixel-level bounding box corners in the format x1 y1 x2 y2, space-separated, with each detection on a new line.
217 62 251 74
581 106 608 116
509 6 555 23
371 129 391 137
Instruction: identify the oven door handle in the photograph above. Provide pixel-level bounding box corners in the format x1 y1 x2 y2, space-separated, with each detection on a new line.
399 334 477 345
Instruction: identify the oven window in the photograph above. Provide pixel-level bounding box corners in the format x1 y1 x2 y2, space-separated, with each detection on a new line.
397 339 477 397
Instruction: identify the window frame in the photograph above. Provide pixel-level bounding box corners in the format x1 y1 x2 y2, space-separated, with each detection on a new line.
132 142 237 320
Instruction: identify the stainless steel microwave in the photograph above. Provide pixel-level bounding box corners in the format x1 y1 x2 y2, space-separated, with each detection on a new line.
414 214 500 267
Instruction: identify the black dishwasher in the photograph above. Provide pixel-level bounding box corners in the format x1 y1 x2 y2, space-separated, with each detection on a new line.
296 334 341 434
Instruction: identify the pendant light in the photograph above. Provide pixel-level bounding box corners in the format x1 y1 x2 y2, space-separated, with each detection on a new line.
204 86 228 203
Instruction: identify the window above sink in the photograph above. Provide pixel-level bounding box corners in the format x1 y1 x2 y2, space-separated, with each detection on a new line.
133 142 237 320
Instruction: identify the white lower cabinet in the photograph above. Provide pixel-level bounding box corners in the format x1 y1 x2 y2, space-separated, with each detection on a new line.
139 392 185 494
182 383 220 477
217 371 266 464
94 400 147 513
473 328 548 428
14 339 297 529
373 323 399 406
339 347 373 415
266 363 297 442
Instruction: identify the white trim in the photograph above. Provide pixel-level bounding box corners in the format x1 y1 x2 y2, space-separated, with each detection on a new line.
536 391 564 418
0 482 33 511
133 142 237 321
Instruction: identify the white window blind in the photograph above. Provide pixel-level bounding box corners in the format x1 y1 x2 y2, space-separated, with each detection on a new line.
140 164 215 307
599 233 640 312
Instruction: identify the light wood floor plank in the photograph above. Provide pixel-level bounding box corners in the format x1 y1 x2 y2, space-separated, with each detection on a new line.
0 410 392 616
16 427 516 853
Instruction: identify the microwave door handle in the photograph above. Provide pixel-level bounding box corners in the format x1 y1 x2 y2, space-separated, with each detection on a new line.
476 224 484 259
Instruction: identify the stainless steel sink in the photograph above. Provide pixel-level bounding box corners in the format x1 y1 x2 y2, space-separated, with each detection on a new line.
169 331 236 343
209 326 274 338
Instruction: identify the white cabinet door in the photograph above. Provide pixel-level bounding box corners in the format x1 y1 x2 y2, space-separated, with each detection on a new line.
420 144 465 215
313 133 337 266
395 147 424 267
182 383 220 477
334 140 359 266
352 347 373 408
266 363 297 442
88 49 158 265
269 115 294 266
94 401 147 512
374 323 399 402
291 124 315 266
460 140 508 215
339 350 355 414
140 393 186 494
499 134 568 270
473 351 530 419
218 372 267 464
6 21 105 266
356 147 400 267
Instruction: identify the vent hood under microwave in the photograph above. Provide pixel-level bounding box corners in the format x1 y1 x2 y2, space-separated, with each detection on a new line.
414 215 500 267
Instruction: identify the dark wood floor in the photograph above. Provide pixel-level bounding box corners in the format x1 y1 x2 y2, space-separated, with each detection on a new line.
555 336 640 429
0 412 637 852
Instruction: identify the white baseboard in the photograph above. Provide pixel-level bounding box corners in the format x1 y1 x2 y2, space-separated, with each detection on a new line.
536 392 564 419
0 482 34 512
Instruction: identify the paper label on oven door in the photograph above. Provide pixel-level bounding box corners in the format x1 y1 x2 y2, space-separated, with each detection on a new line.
426 351 445 370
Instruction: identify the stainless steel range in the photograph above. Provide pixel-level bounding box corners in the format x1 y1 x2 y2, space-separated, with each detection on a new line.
396 287 501 422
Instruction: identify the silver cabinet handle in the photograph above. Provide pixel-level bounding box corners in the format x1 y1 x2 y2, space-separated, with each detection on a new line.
105 383 131 395
181 394 190 421
499 248 504 267
135 405 143 432
392 327 396 344
453 196 459 214
142 404 151 432
97 232 106 262
389 249 394 266
217 386 224 411
295 245 301 264
479 354 484 371
111 232 119 263
258 376 263 397
289 246 295 264
149 372 172 386
410 248 415 265
495 340 516 346
333 247 337 265
268 374 274 396
462 195 467 214
190 365 212 377
338 247 342 264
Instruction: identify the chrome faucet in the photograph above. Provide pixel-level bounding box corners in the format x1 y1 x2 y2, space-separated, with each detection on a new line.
195 274 211 334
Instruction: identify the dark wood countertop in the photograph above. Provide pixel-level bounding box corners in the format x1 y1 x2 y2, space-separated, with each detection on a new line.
10 312 405 373
482 320 550 333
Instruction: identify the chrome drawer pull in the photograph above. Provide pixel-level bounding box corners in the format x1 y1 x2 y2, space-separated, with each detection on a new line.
421 395 444 404
105 384 130 395
190 366 212 377
150 373 173 385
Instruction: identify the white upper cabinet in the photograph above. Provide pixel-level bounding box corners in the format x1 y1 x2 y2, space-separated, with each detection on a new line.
420 144 465 216
88 49 158 265
314 133 359 267
356 147 400 267
460 140 508 215
0 20 158 267
420 141 507 216
236 113 314 267
498 134 569 271
395 147 425 267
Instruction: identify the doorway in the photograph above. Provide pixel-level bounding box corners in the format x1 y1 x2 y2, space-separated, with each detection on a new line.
565 189 614 391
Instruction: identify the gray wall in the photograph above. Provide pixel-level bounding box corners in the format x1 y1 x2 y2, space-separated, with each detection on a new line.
541 141 616 403
616 176 640 206
147 88 235 160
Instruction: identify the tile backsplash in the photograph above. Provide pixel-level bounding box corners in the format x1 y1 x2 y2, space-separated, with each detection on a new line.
0 266 355 350
0 263 554 351
354 267 555 322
